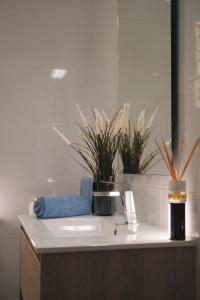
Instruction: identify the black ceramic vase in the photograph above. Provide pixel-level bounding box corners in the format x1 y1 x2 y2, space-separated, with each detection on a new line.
170 202 185 240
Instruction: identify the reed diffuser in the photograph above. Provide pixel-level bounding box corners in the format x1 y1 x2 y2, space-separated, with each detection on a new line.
156 138 200 240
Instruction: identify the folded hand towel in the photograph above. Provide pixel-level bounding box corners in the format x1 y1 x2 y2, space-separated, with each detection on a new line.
34 195 91 219
80 177 93 201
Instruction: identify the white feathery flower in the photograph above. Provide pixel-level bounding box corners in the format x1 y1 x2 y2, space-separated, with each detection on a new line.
146 106 159 129
76 104 88 127
118 103 128 131
52 126 72 146
119 105 126 125
119 107 126 132
94 108 104 133
123 103 130 131
137 110 146 132
114 103 129 134
126 103 130 118
113 109 122 135
117 108 122 122
94 109 99 134
120 102 130 132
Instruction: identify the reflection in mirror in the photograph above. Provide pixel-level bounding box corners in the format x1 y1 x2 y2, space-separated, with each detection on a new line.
118 0 171 174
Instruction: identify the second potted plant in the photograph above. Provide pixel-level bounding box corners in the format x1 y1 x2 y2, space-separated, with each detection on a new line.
119 106 159 175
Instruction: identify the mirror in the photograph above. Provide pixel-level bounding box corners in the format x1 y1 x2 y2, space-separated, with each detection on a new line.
118 0 171 174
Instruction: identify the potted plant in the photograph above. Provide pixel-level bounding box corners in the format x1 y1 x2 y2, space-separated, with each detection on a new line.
52 104 122 215
119 105 159 175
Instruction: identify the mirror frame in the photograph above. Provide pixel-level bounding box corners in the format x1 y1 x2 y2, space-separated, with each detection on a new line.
171 0 179 153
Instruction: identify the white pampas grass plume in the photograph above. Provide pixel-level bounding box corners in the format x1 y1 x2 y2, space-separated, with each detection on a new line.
146 106 159 129
119 106 126 125
118 103 128 131
76 104 88 127
94 108 104 133
113 108 122 134
137 110 146 132
52 126 72 146
123 102 130 131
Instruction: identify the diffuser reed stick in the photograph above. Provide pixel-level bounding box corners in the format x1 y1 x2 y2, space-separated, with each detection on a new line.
161 138 176 180
179 138 200 180
155 140 176 179
177 139 183 179
155 138 200 180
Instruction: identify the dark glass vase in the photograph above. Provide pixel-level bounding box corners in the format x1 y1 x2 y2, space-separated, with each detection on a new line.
92 181 117 216
92 192 117 216
123 159 140 174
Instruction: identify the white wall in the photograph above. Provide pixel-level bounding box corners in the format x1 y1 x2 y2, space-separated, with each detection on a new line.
0 1 118 299
89 0 118 110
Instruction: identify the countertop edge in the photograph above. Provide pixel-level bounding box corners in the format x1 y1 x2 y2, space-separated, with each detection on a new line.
33 239 198 254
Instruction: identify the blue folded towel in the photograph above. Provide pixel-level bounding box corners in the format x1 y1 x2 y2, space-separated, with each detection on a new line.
34 195 92 219
80 177 94 201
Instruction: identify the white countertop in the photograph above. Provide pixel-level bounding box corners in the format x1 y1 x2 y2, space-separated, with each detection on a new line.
18 215 198 254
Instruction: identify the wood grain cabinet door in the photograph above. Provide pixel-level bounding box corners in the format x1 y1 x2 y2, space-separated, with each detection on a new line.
20 228 196 300
20 230 40 300
40 247 196 300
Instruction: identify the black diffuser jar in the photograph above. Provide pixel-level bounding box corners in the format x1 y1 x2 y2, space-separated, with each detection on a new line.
170 203 185 240
168 180 186 241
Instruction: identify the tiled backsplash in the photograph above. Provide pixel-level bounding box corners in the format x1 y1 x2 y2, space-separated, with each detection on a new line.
117 174 169 229
117 174 199 237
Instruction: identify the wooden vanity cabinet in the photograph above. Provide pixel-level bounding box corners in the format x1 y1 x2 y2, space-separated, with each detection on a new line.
20 227 196 300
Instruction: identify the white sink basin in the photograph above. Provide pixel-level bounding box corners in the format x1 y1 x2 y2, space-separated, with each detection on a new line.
42 215 119 238
20 215 190 254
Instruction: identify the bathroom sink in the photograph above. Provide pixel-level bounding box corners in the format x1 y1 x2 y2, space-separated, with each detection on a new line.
18 215 141 253
20 214 192 254
41 215 119 238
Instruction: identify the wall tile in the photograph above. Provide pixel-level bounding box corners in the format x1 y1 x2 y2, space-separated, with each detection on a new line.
0 1 118 298
159 187 168 229
0 9 43 65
